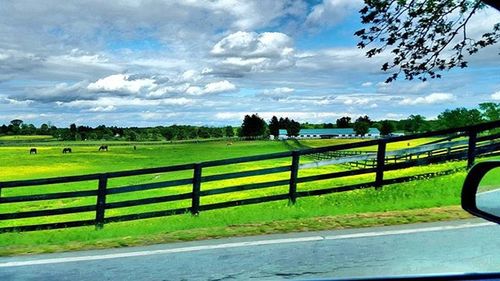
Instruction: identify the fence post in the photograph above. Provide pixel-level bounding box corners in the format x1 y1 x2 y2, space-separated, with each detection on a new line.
289 150 300 204
467 129 477 169
375 139 387 189
95 174 108 229
191 163 202 215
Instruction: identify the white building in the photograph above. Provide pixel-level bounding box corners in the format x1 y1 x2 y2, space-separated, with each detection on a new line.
278 128 380 140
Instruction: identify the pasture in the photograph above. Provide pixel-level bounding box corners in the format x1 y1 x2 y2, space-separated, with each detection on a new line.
0 135 55 141
0 137 496 255
299 137 442 151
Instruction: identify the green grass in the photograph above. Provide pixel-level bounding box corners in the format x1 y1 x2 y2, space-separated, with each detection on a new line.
299 137 441 151
0 206 472 256
478 167 500 192
0 135 55 141
0 138 496 256
0 140 287 180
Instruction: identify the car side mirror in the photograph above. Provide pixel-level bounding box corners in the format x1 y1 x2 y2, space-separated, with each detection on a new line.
462 161 500 224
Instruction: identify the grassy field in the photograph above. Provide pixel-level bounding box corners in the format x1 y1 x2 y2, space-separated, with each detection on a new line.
0 137 496 256
0 135 55 141
478 168 500 192
299 137 441 151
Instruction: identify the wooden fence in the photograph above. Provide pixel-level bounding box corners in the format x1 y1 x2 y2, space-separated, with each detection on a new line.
0 121 499 233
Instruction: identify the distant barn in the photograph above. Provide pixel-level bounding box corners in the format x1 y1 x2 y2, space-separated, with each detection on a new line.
278 128 380 140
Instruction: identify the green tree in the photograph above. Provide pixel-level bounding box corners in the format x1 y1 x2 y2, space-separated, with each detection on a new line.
379 120 395 136
286 119 301 137
225 126 234 137
240 114 267 137
336 116 352 128
40 123 49 134
356 0 500 82
357 115 372 125
9 119 22 134
198 127 211 139
26 124 36 135
69 123 78 140
403 114 427 133
437 107 484 129
124 129 140 141
353 116 370 136
10 119 23 127
479 102 500 121
268 116 280 138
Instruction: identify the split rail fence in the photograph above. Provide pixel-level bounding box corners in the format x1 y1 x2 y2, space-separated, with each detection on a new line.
0 121 499 232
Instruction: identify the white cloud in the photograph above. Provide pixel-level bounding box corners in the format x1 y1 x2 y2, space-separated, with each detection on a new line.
296 47 386 75
3 98 34 106
211 31 295 74
400 93 455 105
0 49 44 81
88 105 116 112
12 81 91 103
385 113 405 119
212 31 293 58
140 111 180 120
338 96 371 105
59 96 195 109
87 74 156 94
215 111 352 122
186 80 237 95
377 81 430 95
260 87 295 99
46 50 114 69
204 80 237 94
147 84 191 98
305 0 363 28
362 82 372 87
271 87 294 94
492 91 500 100
179 70 201 83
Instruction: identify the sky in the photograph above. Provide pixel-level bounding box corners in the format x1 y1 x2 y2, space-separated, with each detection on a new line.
0 0 499 127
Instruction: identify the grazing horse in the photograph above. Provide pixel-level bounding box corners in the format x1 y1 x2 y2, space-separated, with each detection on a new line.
62 147 72 153
226 142 233 146
29 148 37 154
98 145 108 151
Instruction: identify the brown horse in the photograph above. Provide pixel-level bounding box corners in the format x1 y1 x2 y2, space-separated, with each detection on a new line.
29 148 37 154
98 145 108 151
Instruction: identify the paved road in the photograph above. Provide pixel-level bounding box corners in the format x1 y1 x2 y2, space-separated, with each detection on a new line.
477 188 500 217
1 219 499 281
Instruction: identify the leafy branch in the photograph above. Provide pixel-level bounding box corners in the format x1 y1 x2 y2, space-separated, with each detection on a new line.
355 0 500 83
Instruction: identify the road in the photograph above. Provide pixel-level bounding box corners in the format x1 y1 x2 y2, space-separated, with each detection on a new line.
477 188 500 217
1 219 499 280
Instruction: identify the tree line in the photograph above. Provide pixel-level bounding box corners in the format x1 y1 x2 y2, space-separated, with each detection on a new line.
0 121 235 142
1 103 498 141
239 103 499 138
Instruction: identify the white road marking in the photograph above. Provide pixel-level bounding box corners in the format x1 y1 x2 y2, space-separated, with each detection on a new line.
0 222 495 268
324 222 494 240
476 189 500 196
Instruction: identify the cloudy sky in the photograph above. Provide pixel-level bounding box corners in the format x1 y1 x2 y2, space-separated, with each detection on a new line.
0 0 499 127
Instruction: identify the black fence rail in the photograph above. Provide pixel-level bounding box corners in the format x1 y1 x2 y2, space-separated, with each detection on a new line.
0 121 499 233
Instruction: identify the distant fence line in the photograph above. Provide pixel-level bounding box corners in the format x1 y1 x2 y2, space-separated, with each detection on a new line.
0 121 499 233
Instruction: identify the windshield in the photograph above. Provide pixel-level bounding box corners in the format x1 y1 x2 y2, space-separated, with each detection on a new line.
0 1 499 280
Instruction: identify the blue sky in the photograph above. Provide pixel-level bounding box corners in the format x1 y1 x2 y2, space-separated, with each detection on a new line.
0 0 499 127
